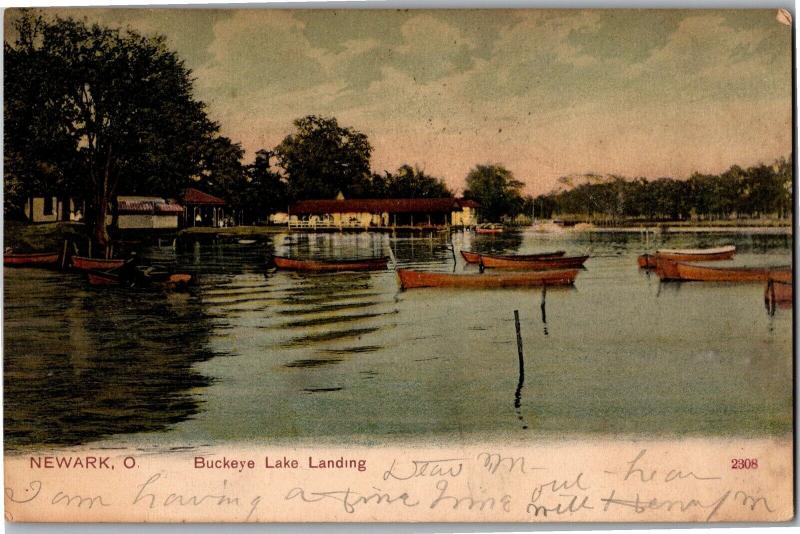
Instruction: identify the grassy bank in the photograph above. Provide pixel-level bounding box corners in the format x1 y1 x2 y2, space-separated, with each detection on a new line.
4 221 86 252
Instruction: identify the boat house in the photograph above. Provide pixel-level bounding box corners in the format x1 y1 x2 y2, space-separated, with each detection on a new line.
181 188 227 227
115 196 184 230
287 197 479 229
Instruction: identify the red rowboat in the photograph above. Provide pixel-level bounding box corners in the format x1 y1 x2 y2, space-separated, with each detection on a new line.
479 254 589 270
71 255 127 271
638 245 735 269
475 224 504 234
273 255 388 272
765 279 792 305
638 254 657 269
656 258 792 282
86 270 121 286
4 251 60 267
460 250 565 264
396 268 579 289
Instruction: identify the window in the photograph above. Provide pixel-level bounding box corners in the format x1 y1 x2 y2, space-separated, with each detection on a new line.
43 196 54 216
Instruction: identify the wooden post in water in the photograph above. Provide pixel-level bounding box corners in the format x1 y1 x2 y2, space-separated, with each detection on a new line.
513 309 527 428
514 310 524 378
61 240 68 270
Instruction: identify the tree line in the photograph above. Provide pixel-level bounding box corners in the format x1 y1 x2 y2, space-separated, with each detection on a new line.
530 160 792 223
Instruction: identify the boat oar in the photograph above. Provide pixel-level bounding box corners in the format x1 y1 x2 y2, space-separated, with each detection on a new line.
448 236 457 272
386 240 398 270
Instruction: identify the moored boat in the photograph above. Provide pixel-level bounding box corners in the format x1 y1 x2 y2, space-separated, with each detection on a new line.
396 268 579 289
657 258 792 282
479 254 589 270
639 245 735 269
764 279 792 309
638 254 657 269
460 250 565 264
86 270 122 286
4 251 60 267
273 255 388 272
475 223 504 234
71 255 127 271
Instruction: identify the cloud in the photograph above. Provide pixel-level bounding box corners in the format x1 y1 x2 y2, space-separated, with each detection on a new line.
6 8 792 194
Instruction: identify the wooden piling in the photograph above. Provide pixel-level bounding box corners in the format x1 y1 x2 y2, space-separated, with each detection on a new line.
514 310 524 377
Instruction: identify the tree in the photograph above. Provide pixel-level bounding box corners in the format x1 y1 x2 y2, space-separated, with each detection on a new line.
463 164 525 222
274 115 372 200
5 11 229 248
370 164 452 198
235 149 288 223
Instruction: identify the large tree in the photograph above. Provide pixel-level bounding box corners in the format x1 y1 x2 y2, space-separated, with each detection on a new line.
463 164 525 222
233 149 288 223
5 11 232 248
370 164 452 198
274 115 372 200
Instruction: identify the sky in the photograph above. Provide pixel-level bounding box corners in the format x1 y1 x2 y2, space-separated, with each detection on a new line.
6 8 794 195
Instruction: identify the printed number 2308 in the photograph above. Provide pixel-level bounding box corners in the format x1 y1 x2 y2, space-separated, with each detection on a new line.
731 458 758 469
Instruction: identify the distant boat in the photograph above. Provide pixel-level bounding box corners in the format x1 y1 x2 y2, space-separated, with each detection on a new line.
4 251 60 267
396 268 579 289
71 256 127 271
273 255 389 272
238 239 257 245
656 258 791 282
479 254 589 270
460 250 565 264
475 223 504 234
638 245 735 269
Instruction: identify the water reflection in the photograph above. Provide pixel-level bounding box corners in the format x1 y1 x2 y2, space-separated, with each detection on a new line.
3 229 793 450
4 269 218 449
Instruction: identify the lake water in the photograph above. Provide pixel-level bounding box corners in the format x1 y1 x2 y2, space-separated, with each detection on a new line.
4 229 793 452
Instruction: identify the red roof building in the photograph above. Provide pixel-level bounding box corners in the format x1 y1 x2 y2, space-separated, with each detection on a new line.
181 188 227 227
182 188 226 206
114 196 183 230
288 197 479 228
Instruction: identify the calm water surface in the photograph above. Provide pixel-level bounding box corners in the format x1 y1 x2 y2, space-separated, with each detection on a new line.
4 229 792 451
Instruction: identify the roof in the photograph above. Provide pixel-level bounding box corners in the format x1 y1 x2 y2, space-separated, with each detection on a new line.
182 188 226 206
118 199 184 215
290 198 478 215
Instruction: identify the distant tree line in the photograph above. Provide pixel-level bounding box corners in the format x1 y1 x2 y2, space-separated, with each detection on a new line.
531 159 792 223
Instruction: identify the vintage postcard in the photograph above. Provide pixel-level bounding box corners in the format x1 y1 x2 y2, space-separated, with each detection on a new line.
3 7 794 523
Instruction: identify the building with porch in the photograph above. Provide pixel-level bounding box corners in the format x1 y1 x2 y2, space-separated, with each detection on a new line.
181 188 227 227
287 197 479 229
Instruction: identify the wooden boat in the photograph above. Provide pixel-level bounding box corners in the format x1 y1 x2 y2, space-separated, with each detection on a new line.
765 279 792 309
88 267 193 289
86 270 121 286
639 245 735 269
657 258 792 282
4 251 60 267
396 268 579 289
475 224 504 234
273 255 388 272
71 255 127 271
460 250 565 264
638 254 657 269
479 254 589 270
